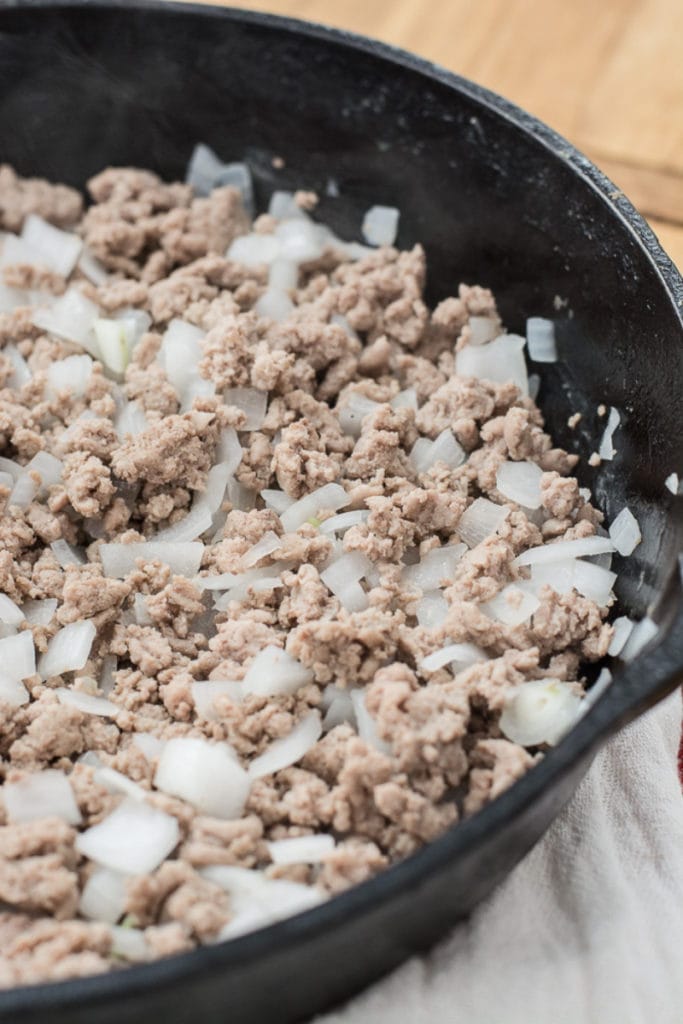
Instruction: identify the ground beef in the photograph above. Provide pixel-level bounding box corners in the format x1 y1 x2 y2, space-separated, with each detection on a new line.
0 161 618 987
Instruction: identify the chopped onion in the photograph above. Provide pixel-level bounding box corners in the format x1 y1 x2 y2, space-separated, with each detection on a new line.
390 388 418 411
458 498 509 549
402 543 466 591
93 318 130 375
32 288 100 351
242 645 312 698
500 678 583 747
420 642 487 673
337 393 380 437
22 598 57 626
154 736 250 819
186 144 254 211
0 593 24 626
665 472 679 495
455 334 528 396
319 510 369 535
115 399 148 439
268 191 308 221
79 867 127 924
468 316 499 346
262 488 295 514
481 584 540 626
216 427 243 475
620 616 658 661
515 535 615 567
38 620 95 679
1 232 49 272
528 559 577 596
99 654 117 695
94 766 146 801
0 673 29 706
132 733 165 760
0 456 21 480
0 471 13 488
9 451 62 508
608 616 635 656
350 690 390 755
321 552 372 612
495 461 544 508
47 353 93 397
609 507 641 556
0 281 28 311
411 429 465 473
598 406 620 461
76 799 180 873
192 680 243 720
322 687 355 731
242 531 281 568
0 631 36 681
280 483 349 533
51 538 85 567
248 711 322 778
204 866 324 938
255 287 294 322
110 926 151 963
4 769 81 825
268 258 299 291
5 344 31 388
526 317 558 362
267 834 335 865
571 560 617 605
224 387 267 431
56 687 119 717
227 232 281 266
100 542 204 578
21 214 82 277
154 501 213 544
158 318 204 403
275 218 326 263
361 205 399 246
226 477 257 511
415 591 450 628
78 248 108 286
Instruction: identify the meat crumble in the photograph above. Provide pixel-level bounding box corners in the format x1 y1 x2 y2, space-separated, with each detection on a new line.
0 157 624 987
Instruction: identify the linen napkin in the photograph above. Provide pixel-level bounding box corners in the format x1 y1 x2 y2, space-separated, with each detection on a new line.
319 690 683 1024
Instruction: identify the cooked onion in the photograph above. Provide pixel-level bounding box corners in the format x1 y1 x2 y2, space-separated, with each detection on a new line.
571 560 617 605
420 642 487 673
598 406 620 461
56 687 118 717
495 461 544 508
22 598 57 626
455 334 528 396
350 690 390 754
481 584 540 626
255 287 295 322
115 399 148 439
415 591 450 628
32 287 100 351
242 645 312 698
267 834 335 865
319 510 369 535
608 616 634 656
458 498 509 549
21 214 82 277
515 535 615 566
79 867 128 924
665 472 679 495
39 620 95 679
526 317 558 362
76 798 180 874
248 712 322 779
50 538 85 567
468 316 499 346
361 205 399 246
0 630 36 681
280 483 349 533
154 737 250 819
390 388 418 411
242 531 281 568
500 678 583 747
261 488 295 514
47 353 93 397
402 543 466 591
411 429 465 473
321 551 372 612
224 387 267 431
0 593 24 626
0 673 29 707
100 542 204 578
337 393 381 437
608 507 641 556
191 680 243 720
4 769 81 825
154 502 213 544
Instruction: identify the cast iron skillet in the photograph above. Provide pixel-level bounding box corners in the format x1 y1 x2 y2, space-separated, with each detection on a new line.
1 2 682 1021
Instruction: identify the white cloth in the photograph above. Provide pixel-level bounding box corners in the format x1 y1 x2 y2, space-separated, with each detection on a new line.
320 690 683 1024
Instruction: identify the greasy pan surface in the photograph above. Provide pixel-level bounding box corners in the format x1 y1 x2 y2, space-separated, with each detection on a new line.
1 3 683 1021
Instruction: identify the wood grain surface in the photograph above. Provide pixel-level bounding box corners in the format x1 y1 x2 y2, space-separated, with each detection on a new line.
202 0 683 268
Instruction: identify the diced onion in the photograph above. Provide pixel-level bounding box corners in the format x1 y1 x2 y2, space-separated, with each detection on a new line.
32 288 100 351
39 620 96 679
0 593 24 626
598 406 620 461
411 429 465 473
4 769 81 825
78 249 109 285
455 334 528 396
9 451 63 508
192 680 243 720
110 927 151 963
267 834 335 865
100 542 204 578
94 766 146 801
526 317 558 362
242 531 281 568
665 472 679 495
280 483 349 533
76 798 180 874
79 867 128 924
93 318 130 375
321 552 372 612
261 489 295 514
21 214 82 277
154 501 213 544
337 393 381 437
608 507 641 556
319 510 369 535
458 498 509 549
420 642 487 673
56 687 119 717
571 560 617 605
154 737 250 819
415 591 450 628
390 388 418 411
255 287 294 322
268 191 308 221
115 400 148 439
322 686 355 731
0 673 30 707
608 616 635 656
515 535 615 567
275 218 326 263
0 631 36 682
468 316 499 346
248 711 322 778
495 461 544 509
227 233 281 266
481 584 540 626
5 344 31 388
402 543 466 591
47 353 93 397
361 205 399 246
620 616 658 661
215 428 244 476
203 866 325 939
224 387 267 431
50 538 85 567
22 598 57 626
242 645 312 698
500 679 583 747
132 733 165 760
186 144 254 212
268 258 299 291
350 690 391 755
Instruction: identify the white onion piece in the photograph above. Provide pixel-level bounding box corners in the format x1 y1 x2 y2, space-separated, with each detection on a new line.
32 288 100 351
242 531 281 568
275 218 325 263
0 456 21 480
580 667 613 712
337 393 380 437
115 399 148 439
322 688 355 731
0 673 29 706
242 645 312 698
361 205 399 246
402 543 466 591
158 318 204 403
415 591 450 628
0 471 13 488
496 461 544 508
93 318 130 375
204 866 324 939
280 483 349 533
515 535 615 567
186 145 254 211
248 711 322 779
216 428 243 475
154 737 250 819
319 510 369 535
94 766 146 801
226 477 257 512
154 501 213 543
608 616 635 656
261 489 295 514
255 287 294 322
9 451 62 508
100 542 204 578
468 316 499 346
78 248 109 285
192 680 243 720
609 507 641 556
22 598 57 626
7 471 37 508
350 690 390 755
38 620 95 679
526 317 558 362
620 616 658 661
56 687 119 717
1 232 49 271
47 353 93 397
134 592 150 626
227 232 281 266
598 406 620 461
500 679 583 747
458 498 509 549
5 344 31 387
132 733 165 760
76 798 180 873
50 538 85 567
268 258 299 291
481 584 540 626
665 472 679 495
528 559 576 596
0 281 28 311
572 561 617 605
268 191 307 221
421 642 487 673
21 214 82 277
0 593 24 626
0 631 36 681
224 387 267 431
267 834 335 865
79 867 128 924
99 654 117 696
390 388 418 411
455 334 528 396
429 429 466 470
110 926 151 963
4 769 81 825
321 551 371 593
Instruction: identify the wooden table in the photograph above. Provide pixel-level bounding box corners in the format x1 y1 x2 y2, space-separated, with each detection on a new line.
205 0 683 269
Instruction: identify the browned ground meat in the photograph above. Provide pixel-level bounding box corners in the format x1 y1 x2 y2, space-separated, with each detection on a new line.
0 161 617 985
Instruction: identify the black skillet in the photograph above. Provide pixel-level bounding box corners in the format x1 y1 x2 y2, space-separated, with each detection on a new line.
0 2 682 1022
